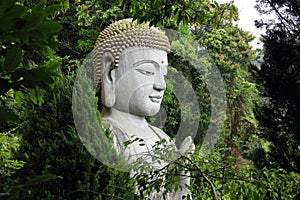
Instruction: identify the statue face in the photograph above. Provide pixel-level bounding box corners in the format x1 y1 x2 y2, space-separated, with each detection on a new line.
113 47 168 117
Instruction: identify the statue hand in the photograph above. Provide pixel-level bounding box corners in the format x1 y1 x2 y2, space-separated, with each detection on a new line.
179 136 195 155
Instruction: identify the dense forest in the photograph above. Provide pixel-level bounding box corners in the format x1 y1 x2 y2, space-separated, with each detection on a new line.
1 0 299 199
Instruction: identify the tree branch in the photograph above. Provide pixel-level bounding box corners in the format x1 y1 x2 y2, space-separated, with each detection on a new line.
265 0 297 31
181 155 218 200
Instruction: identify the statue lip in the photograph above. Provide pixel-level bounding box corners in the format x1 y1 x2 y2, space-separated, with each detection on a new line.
149 95 162 103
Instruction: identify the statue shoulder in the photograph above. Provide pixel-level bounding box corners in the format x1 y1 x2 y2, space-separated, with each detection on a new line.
102 118 130 145
149 125 171 141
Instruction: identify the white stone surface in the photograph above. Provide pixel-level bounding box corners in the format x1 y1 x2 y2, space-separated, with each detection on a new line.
101 46 193 199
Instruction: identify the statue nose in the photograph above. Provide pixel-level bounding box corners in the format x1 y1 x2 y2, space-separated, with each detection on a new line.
153 68 167 91
153 78 166 91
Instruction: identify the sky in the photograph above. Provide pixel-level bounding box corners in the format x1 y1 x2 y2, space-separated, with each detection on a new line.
217 0 265 49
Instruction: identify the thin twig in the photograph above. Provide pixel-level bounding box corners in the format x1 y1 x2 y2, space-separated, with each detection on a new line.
182 155 218 200
202 174 253 183
266 0 297 31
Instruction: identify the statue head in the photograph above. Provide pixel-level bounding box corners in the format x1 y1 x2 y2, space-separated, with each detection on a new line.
94 19 170 117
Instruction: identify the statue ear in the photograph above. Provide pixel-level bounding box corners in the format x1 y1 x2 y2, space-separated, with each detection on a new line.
101 52 116 108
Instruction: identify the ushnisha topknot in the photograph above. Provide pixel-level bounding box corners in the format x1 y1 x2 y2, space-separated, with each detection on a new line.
93 18 170 91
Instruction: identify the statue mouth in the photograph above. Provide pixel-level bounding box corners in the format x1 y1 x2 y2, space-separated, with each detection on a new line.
149 96 162 103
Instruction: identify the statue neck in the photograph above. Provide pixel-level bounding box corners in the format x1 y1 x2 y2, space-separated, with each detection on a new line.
106 108 148 128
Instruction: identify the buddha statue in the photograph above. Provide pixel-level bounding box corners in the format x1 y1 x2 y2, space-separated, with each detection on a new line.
93 19 194 199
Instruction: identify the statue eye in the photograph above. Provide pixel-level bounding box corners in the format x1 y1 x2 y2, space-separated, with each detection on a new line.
136 69 155 76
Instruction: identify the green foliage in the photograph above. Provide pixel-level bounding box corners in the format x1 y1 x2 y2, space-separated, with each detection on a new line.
196 24 259 161
112 139 300 200
92 138 300 200
0 129 25 177
1 0 297 199
112 0 237 28
3 74 104 199
57 1 128 64
3 73 138 199
166 48 211 145
253 0 300 173
96 165 136 199
0 0 62 122
185 145 300 200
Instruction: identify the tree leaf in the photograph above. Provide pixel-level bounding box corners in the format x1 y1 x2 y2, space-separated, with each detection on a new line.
22 11 44 30
5 4 27 19
45 61 60 76
0 0 15 18
4 45 22 72
0 109 20 122
44 4 61 18
26 68 54 83
0 18 13 31
0 78 12 94
14 91 25 106
24 174 58 187
36 20 62 34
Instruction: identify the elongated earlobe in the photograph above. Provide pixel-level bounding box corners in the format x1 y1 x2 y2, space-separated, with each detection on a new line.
101 52 116 108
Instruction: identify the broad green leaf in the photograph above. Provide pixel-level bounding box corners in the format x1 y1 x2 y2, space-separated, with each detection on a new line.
14 91 25 106
17 79 35 89
24 174 58 187
12 68 53 84
26 29 47 43
10 68 28 82
22 11 44 30
0 18 12 31
36 20 62 34
0 109 20 122
45 4 61 18
1 34 21 43
5 5 27 19
0 0 15 18
32 2 45 13
0 78 12 94
29 89 38 104
4 45 22 72
46 61 60 74
25 68 54 83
